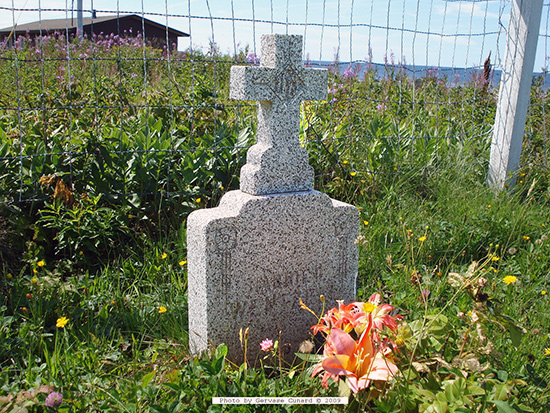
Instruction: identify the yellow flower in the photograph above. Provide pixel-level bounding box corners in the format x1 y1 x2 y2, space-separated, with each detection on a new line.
160 253 168 260
542 290 547 296
37 260 45 267
418 236 427 242
32 268 38 275
56 316 68 328
523 236 530 241
491 256 500 262
545 348 550 356
179 260 187 266
350 172 357 177
31 277 38 284
363 220 369 226
342 160 348 164
6 273 12 279
487 205 491 208
195 198 201 203
158 306 167 314
503 276 517 285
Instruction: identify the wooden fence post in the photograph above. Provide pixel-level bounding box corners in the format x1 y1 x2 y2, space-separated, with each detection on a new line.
488 0 543 190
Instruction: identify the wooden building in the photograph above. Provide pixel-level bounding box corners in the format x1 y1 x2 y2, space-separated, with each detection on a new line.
0 14 189 50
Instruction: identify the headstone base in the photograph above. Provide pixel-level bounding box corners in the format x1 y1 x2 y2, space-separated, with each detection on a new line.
187 189 358 364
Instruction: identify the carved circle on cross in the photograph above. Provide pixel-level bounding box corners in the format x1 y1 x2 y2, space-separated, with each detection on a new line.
215 227 238 252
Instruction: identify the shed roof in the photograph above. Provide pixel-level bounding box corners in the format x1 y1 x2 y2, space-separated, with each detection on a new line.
0 14 189 37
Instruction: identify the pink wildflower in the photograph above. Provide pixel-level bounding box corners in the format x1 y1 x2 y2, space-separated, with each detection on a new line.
260 339 274 352
45 391 63 408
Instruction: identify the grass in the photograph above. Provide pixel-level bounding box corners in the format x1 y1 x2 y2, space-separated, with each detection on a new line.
1 33 550 411
2 161 550 411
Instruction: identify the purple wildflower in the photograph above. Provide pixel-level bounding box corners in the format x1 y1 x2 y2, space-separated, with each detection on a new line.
343 68 354 78
45 391 63 408
247 52 260 65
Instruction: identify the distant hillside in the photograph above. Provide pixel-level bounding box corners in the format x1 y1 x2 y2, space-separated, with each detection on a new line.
308 60 550 88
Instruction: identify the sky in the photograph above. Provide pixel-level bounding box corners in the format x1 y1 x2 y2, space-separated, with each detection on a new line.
1 0 550 71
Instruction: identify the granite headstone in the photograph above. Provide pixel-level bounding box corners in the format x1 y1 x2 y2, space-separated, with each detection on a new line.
187 34 359 364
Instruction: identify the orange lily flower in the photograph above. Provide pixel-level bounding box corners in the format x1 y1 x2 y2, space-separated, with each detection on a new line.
314 316 398 394
357 293 402 333
312 300 357 335
312 295 402 337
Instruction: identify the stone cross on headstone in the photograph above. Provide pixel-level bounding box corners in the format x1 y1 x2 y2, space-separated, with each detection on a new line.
187 34 359 365
230 35 327 195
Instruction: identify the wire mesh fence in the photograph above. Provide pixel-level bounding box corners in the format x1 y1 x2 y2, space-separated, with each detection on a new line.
0 0 548 213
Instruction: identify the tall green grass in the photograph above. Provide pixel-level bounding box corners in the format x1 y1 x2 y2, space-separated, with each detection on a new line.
2 161 550 411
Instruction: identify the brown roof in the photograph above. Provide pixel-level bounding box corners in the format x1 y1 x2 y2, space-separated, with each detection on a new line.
0 14 189 37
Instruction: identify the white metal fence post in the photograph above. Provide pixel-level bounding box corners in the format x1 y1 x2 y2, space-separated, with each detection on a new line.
488 0 543 190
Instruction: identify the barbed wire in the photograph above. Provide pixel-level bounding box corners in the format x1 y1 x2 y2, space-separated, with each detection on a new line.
0 6 501 38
